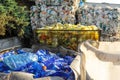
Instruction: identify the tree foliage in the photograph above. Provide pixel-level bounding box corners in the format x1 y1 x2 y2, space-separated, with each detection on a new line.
83 0 86 2
0 0 29 37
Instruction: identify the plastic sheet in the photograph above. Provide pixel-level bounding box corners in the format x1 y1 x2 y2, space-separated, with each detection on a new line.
80 40 120 80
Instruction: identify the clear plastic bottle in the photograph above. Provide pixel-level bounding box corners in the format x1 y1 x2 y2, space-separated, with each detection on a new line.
3 53 38 70
52 35 58 47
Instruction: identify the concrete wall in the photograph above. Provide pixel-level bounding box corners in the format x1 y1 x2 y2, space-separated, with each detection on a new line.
0 37 21 51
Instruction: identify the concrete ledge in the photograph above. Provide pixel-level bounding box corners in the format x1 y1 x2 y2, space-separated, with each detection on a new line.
0 37 21 52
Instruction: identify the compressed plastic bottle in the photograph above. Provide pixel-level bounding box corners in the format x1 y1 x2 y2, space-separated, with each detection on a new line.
3 53 38 70
0 51 15 61
79 0 84 7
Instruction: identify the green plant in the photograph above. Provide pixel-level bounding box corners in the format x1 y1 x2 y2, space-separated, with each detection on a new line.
0 0 29 37
0 14 12 35
82 0 86 2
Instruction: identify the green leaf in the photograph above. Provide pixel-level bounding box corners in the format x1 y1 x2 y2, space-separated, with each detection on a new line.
0 0 30 37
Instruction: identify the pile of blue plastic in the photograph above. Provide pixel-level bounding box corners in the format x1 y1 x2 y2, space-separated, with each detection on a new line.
0 49 75 80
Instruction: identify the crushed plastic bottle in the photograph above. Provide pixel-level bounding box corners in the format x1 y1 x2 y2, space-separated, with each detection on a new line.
36 49 59 63
16 49 27 54
25 62 46 78
64 56 74 65
0 49 75 80
0 50 15 61
3 53 38 70
79 0 84 7
16 48 34 54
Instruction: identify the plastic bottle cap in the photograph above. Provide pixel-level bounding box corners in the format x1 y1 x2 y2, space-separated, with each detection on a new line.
42 66 47 70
